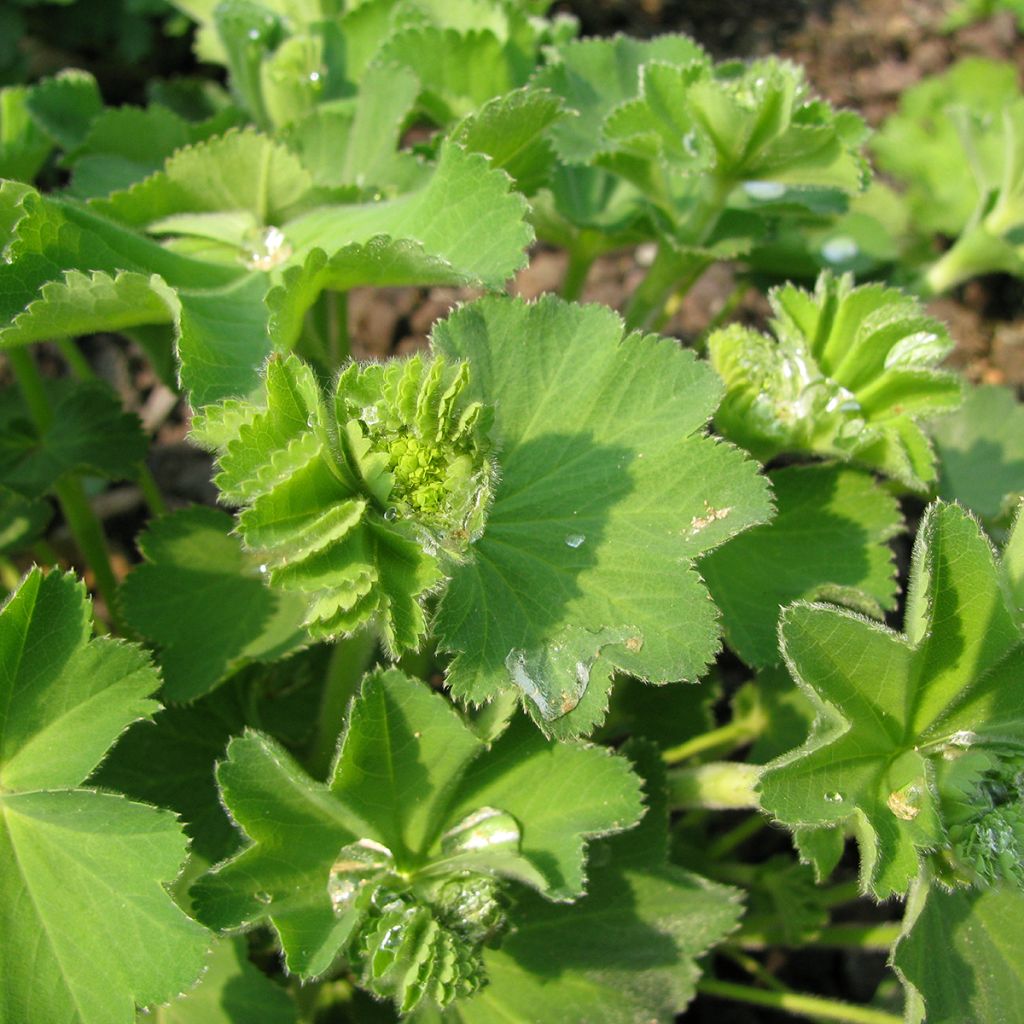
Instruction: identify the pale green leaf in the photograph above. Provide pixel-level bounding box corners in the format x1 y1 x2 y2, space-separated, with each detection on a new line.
760 502 1024 898
450 86 566 195
710 271 963 490
432 294 772 737
702 464 902 667
22 68 102 150
120 507 308 702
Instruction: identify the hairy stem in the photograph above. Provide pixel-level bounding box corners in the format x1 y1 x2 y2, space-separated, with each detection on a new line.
308 629 379 778
668 761 761 810
697 979 903 1024
7 347 122 628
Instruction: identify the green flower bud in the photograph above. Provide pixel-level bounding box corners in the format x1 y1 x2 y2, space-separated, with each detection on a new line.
209 352 496 652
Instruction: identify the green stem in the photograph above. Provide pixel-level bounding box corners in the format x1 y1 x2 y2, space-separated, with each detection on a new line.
922 222 1019 296
308 629 379 778
325 290 349 368
55 337 94 379
561 247 596 302
662 711 765 766
624 174 735 332
56 337 168 517
7 347 122 627
818 879 862 908
668 761 761 810
707 812 767 859
722 948 790 994
813 923 902 951
697 979 903 1024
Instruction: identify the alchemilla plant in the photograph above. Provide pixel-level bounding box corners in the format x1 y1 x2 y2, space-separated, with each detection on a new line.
1 2 1023 1023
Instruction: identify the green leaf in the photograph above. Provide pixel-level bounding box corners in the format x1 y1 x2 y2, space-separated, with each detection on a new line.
146 937 296 1024
701 464 902 667
709 271 963 490
932 383 1024 527
534 34 710 164
873 57 1020 238
447 742 742 1024
450 86 565 195
0 569 209 1024
206 351 494 653
120 506 308 701
283 62 423 191
95 127 314 231
0 380 147 499
432 294 772 737
0 85 53 182
192 669 643 992
282 139 532 290
69 104 244 199
893 876 1024 1024
22 68 103 151
759 501 1024 898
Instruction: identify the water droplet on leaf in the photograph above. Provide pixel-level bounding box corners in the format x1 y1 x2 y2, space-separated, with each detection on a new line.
564 533 586 548
821 235 860 264
824 792 845 804
441 807 522 856
254 890 272 904
743 180 786 201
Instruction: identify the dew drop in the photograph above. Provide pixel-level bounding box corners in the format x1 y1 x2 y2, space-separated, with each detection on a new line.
383 506 399 521
682 130 699 157
564 533 586 549
361 404 380 427
821 235 860 265
254 890 272 904
824 792 845 804
441 807 522 856
308 70 321 83
247 27 261 40
242 225 293 271
887 785 923 821
743 180 786 201
258 563 268 575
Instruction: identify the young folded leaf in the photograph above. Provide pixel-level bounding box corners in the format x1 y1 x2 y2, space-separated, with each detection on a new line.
192 669 644 1012
760 501 1024 899
709 271 963 491
203 351 496 653
0 569 209 1024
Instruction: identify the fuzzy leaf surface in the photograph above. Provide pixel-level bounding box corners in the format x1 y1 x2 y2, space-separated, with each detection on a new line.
193 670 643 979
702 464 902 667
446 742 742 1024
893 876 1024 1024
120 507 308 701
760 502 1024 898
433 294 772 737
0 569 209 1024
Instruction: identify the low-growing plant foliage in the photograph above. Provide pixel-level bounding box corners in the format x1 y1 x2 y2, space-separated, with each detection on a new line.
1 2 1023 1023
